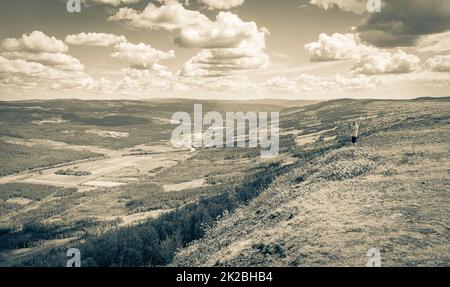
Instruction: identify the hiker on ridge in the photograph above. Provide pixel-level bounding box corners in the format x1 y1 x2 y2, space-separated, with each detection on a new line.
349 121 359 146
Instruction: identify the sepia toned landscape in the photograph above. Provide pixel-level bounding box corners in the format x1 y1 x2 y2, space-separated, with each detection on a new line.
0 97 448 266
0 0 449 268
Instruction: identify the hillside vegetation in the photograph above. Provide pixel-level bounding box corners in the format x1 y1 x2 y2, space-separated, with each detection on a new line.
173 98 450 267
0 98 448 266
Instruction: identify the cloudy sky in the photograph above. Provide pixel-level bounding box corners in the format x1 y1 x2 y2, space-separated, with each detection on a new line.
0 0 449 100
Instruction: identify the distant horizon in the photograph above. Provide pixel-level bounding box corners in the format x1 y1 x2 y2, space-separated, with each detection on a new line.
1 95 449 103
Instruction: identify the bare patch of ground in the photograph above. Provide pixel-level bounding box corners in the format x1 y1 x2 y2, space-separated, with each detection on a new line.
163 179 207 192
118 209 170 227
295 128 336 146
5 197 33 206
16 148 189 191
86 129 130 139
32 117 68 125
82 180 126 188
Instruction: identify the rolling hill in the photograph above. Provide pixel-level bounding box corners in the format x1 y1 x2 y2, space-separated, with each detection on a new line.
173 98 450 267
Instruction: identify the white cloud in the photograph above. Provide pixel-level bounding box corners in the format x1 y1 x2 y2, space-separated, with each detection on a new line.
1 76 39 90
181 74 260 93
426 55 450 72
264 76 299 94
0 55 90 85
179 72 381 97
417 32 450 53
1 31 68 53
109 1 267 49
402 70 450 88
152 63 173 78
174 12 267 49
65 32 127 47
0 31 84 72
0 31 91 91
198 0 245 10
180 47 269 77
352 49 421 75
305 33 422 76
117 67 187 94
0 56 51 75
51 76 96 91
296 73 381 92
310 0 368 14
84 0 142 7
111 41 175 70
109 1 269 78
108 1 209 31
1 52 83 71
304 33 374 61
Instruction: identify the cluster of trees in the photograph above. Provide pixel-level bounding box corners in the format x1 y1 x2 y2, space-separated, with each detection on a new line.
0 217 122 265
0 141 99 176
55 168 91 176
125 185 228 213
0 183 75 201
20 162 285 267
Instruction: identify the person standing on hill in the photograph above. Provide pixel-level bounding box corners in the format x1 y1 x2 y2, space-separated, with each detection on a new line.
349 121 359 146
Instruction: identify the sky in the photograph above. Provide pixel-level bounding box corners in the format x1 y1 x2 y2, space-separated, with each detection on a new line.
0 0 449 100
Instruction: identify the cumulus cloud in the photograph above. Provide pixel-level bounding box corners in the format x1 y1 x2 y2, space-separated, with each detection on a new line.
296 73 381 92
50 76 97 91
0 31 84 72
180 73 382 97
115 67 187 95
108 0 209 31
0 31 90 90
304 33 374 61
176 11 269 77
357 0 450 47
109 1 266 49
1 51 83 71
65 32 127 47
264 76 299 94
64 33 174 74
1 76 39 90
0 55 90 88
180 73 261 95
305 33 421 76
51 66 185 96
111 41 175 70
179 72 383 97
417 32 450 53
109 1 269 77
83 0 142 7
426 55 450 72
1 31 68 53
198 0 245 10
0 56 51 75
173 12 267 49
310 0 368 14
180 47 269 77
351 49 420 75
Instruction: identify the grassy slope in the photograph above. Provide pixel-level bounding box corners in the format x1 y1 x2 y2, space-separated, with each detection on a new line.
173 99 450 267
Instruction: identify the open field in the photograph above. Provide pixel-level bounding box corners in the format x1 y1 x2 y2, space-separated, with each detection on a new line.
20 147 189 191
